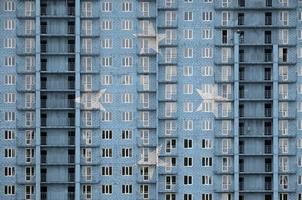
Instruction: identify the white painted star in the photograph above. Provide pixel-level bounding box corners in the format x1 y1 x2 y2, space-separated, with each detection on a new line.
75 89 107 111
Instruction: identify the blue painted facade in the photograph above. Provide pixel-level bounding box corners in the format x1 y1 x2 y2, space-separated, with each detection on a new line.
0 0 302 200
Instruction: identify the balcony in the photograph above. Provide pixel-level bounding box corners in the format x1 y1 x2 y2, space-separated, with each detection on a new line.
40 7 75 17
265 164 272 172
264 145 272 154
41 192 47 200
68 192 75 200
40 44 75 55
68 155 75 164
68 174 75 182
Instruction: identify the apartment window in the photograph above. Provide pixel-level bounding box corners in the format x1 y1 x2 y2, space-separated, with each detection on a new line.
122 1 132 12
280 11 288 26
4 130 15 140
139 93 149 108
4 185 15 195
165 121 176 135
280 157 289 172
101 38 113 49
202 48 213 58
122 130 132 139
184 139 193 149
201 157 212 167
165 139 176 153
102 185 112 194
184 48 193 58
279 139 289 153
25 112 34 126
5 112 15 122
82 2 92 17
165 66 177 81
202 12 213 21
184 194 193 200
201 66 213 76
201 176 212 185
280 175 288 189
165 48 177 62
140 75 149 89
122 93 133 104
222 48 231 62
4 38 15 48
184 29 193 39
4 1 15 11
25 130 34 145
122 38 133 48
102 2 112 12
183 102 193 112
238 13 244 25
82 185 91 199
184 11 193 21
183 66 193 76
83 130 92 144
140 2 149 17
122 56 133 67
279 84 288 99
184 157 193 167
165 11 176 26
201 193 213 200
222 139 231 153
101 111 112 121
82 75 92 90
25 20 34 34
122 112 133 121
279 29 288 44
122 20 133 30
101 166 112 176
4 93 16 103
121 166 132 176
101 20 112 30
202 29 213 39
165 84 176 99
4 19 15 30
82 20 92 35
183 84 193 94
184 175 193 185
266 0 272 7
5 148 15 158
201 139 212 149
5 56 15 67
101 75 112 85
140 112 149 126
122 185 132 194
82 38 92 53
222 175 231 190
222 0 230 7
222 12 230 26
101 148 112 158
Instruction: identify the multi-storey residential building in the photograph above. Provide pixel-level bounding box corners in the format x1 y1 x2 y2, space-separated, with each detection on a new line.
0 0 302 200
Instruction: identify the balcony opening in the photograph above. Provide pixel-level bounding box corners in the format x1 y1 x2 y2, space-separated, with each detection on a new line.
41 186 47 200
266 0 272 7
68 40 75 53
265 158 272 172
41 150 47 163
41 168 47 182
238 0 245 7
239 31 244 43
264 121 272 135
68 21 75 34
41 77 47 89
68 168 75 182
239 177 244 190
239 67 244 80
281 48 288 62
264 31 271 44
68 186 75 200
68 94 75 108
239 122 244 135
222 30 228 44
68 131 75 145
238 13 244 25
40 2 47 16
41 21 47 34
68 57 75 71
239 85 244 98
41 40 47 53
68 2 75 16
264 103 272 117
239 49 244 62
265 176 272 190
264 68 272 80
41 131 47 145
239 196 245 200
239 104 244 117
68 149 75 163
239 159 244 172
41 58 47 71
265 12 272 25
68 112 75 126
264 140 272 154
264 49 272 62
68 76 75 89
239 140 244 154
41 95 47 108
264 85 272 99
41 113 47 126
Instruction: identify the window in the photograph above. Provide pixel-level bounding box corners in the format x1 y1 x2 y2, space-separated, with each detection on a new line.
140 112 149 126
184 175 193 185
184 139 193 149
184 157 193 167
184 194 193 200
4 1 15 11
122 166 132 176
5 112 15 122
201 101 213 112
222 139 232 153
183 84 193 94
25 112 34 126
4 19 15 30
140 75 149 90
184 11 193 21
5 148 15 158
165 48 177 62
4 185 15 195
83 130 92 144
201 193 213 200
82 2 92 17
102 185 112 194
140 93 149 108
222 12 230 26
101 166 112 176
279 11 288 26
101 111 112 121
184 48 193 58
122 112 133 121
122 38 133 48
101 148 112 158
82 185 92 199
5 56 15 67
201 66 213 76
122 185 132 194
183 102 193 112
201 157 212 167
4 38 15 48
122 129 132 139
4 130 15 140
122 56 133 67
201 176 212 185
122 1 132 12
82 20 92 35
101 38 113 49
202 48 213 58
279 175 288 189
202 12 213 21
101 20 112 30
102 2 112 12
4 166 15 176
140 185 149 199
122 93 133 104
279 29 288 44
4 93 16 103
202 120 213 130
201 139 213 149
183 29 193 40
202 29 213 39
122 20 133 30
165 11 176 26
140 2 149 17
183 66 193 76
222 175 231 190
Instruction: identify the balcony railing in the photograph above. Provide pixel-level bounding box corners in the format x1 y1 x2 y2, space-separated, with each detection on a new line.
41 156 47 164
41 174 47 182
41 192 47 200
265 145 272 154
68 192 75 200
68 155 75 163
68 174 75 182
265 164 272 172
265 182 272 190
68 137 75 145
